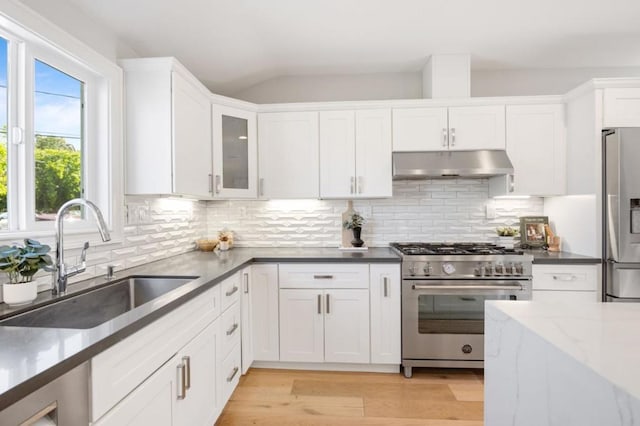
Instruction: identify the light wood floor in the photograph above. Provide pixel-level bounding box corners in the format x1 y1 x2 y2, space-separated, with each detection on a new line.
216 368 484 425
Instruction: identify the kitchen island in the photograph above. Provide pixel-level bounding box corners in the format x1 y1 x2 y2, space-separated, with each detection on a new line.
485 300 640 426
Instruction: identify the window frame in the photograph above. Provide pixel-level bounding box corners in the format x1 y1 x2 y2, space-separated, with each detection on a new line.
0 6 123 246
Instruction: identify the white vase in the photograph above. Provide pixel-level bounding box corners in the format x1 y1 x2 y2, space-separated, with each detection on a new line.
2 281 38 306
219 241 229 251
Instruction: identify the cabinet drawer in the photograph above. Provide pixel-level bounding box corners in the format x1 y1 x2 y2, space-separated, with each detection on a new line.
279 264 369 289
91 284 221 422
221 301 241 359
221 344 241 403
221 273 241 311
532 290 599 303
532 265 598 291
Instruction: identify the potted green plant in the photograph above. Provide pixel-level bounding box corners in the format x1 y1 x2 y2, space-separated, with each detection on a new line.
343 212 366 248
0 239 53 306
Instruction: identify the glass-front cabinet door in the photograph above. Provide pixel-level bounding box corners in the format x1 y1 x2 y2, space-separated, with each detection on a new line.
211 104 257 198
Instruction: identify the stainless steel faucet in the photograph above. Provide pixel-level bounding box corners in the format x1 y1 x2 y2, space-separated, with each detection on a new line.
53 199 111 295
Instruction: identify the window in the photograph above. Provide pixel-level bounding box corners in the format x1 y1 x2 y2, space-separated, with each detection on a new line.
0 10 123 239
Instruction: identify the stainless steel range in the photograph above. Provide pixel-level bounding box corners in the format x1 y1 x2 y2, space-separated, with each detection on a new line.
390 242 533 377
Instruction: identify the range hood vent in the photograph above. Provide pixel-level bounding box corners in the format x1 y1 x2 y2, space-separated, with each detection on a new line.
393 150 514 179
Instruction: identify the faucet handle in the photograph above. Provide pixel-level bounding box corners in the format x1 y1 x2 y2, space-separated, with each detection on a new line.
80 241 90 263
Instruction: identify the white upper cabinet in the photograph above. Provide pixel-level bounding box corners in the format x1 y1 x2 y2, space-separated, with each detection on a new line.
504 104 566 196
447 105 505 151
392 107 449 151
603 88 640 127
392 105 505 151
212 105 257 198
121 58 213 198
258 112 319 199
319 109 392 198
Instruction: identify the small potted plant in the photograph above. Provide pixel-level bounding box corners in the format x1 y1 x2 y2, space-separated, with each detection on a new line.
343 212 366 248
0 239 53 306
496 226 519 249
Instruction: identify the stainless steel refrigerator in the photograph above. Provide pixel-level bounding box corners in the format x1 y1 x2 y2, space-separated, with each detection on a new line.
603 128 640 302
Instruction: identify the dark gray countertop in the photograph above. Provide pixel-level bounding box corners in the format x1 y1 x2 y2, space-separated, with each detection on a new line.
0 247 399 409
525 249 601 265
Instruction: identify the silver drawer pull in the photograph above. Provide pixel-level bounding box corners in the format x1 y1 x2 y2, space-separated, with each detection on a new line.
552 275 577 281
243 272 249 294
226 323 239 336
313 275 333 279
177 363 187 400
326 293 330 314
383 277 389 297
317 294 322 314
227 366 239 382
226 286 239 296
183 356 191 390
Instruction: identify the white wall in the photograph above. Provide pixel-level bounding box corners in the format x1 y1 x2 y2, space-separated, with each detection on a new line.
231 67 640 103
230 72 422 103
544 195 598 257
472 67 640 97
17 0 138 61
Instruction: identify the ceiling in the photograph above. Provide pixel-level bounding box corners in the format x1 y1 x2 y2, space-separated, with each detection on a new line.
67 0 640 95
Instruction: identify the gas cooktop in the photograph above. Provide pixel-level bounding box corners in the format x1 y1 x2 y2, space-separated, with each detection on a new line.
390 242 524 256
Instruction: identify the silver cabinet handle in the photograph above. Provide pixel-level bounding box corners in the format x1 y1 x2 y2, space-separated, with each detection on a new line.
383 277 389 298
182 356 191 390
553 275 577 281
350 176 355 194
509 174 515 193
226 286 239 297
226 323 239 336
227 366 240 382
326 293 330 314
450 128 456 146
442 128 448 147
259 178 265 197
317 294 322 314
215 174 222 194
313 275 333 279
208 174 213 194
243 272 249 294
357 176 363 194
177 363 187 400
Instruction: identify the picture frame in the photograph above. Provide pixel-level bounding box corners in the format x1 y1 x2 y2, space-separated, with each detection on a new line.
519 216 549 248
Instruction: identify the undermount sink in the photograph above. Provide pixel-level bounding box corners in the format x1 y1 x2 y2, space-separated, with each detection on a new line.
0 276 197 329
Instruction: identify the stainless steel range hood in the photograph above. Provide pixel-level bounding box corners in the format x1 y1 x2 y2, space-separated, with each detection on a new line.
392 150 514 179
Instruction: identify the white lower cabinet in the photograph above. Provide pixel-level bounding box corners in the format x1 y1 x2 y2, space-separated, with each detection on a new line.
369 264 401 364
251 264 280 361
532 264 600 302
240 266 254 374
279 288 369 364
95 319 220 426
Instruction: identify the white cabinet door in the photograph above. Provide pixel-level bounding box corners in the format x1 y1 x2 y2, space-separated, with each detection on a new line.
174 319 220 426
212 105 257 199
369 264 401 364
319 110 356 198
392 107 448 151
324 289 370 364
251 264 280 361
448 105 505 151
603 88 640 127
258 112 319 199
506 104 566 196
355 109 392 198
240 267 253 374
94 354 175 426
172 71 212 197
279 289 324 363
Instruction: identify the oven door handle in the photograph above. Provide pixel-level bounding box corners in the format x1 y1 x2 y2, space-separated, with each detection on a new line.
412 284 522 290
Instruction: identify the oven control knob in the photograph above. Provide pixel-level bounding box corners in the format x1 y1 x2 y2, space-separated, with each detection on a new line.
408 265 416 276
494 262 504 275
485 262 494 276
474 263 484 277
442 262 456 275
515 262 524 275
423 263 433 276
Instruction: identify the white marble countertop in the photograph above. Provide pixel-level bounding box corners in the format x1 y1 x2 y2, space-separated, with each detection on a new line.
487 301 640 403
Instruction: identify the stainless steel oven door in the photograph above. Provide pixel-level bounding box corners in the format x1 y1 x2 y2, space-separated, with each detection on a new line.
402 279 530 361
